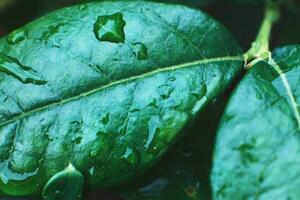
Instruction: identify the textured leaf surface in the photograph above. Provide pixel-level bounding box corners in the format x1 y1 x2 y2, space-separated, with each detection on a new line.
117 95 230 200
0 1 242 197
212 45 300 199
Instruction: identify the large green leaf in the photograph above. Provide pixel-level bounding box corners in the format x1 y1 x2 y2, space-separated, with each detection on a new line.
0 1 242 198
212 45 300 199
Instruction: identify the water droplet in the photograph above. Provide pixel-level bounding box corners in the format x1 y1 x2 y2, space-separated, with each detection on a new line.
168 77 176 82
79 4 87 10
191 83 207 99
147 98 158 108
7 30 27 45
131 43 148 60
93 13 126 43
89 166 95 176
55 190 61 194
130 108 140 113
256 92 262 100
73 137 82 145
42 23 64 41
0 160 39 184
0 53 46 85
212 98 217 105
158 84 174 99
144 116 160 151
100 113 109 125
69 121 82 133
121 147 139 166
89 145 100 158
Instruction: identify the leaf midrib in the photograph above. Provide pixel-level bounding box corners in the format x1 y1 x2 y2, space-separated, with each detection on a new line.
269 57 300 129
0 55 242 127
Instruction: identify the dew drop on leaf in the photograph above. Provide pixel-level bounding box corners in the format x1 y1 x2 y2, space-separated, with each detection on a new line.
121 147 139 166
93 12 126 43
42 23 64 41
79 4 87 10
131 43 148 60
100 113 110 124
7 30 27 45
144 116 160 151
73 137 82 145
158 84 174 100
0 53 47 85
0 160 39 184
191 83 207 99
89 166 95 176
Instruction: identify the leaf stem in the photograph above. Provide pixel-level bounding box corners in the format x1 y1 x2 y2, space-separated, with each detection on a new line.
244 0 281 69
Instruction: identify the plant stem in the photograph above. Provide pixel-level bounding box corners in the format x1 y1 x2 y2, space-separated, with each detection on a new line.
244 0 281 69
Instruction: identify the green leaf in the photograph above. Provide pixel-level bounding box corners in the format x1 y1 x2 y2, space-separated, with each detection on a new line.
0 1 242 198
116 95 230 200
212 45 300 199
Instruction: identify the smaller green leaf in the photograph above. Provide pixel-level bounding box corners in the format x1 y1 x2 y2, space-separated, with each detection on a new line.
42 163 84 200
212 45 300 200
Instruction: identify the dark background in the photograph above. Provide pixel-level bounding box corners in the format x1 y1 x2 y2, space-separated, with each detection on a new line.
0 0 299 199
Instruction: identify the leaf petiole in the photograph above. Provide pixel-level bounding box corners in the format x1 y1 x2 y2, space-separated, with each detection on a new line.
244 0 281 69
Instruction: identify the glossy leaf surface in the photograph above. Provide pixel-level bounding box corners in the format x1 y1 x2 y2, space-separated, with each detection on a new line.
212 45 300 199
117 95 230 200
0 1 242 197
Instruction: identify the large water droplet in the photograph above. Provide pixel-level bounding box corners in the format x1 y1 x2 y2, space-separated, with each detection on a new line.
93 13 126 43
131 43 148 60
7 30 27 45
0 53 46 85
121 147 139 166
0 160 39 184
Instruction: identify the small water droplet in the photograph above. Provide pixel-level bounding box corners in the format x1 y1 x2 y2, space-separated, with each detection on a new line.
168 77 176 82
7 30 27 45
147 98 158 108
130 108 140 113
256 92 262 100
121 147 139 166
55 190 61 194
73 137 82 145
144 116 160 152
70 121 82 133
212 98 217 105
0 53 46 85
79 4 87 10
93 12 126 43
42 23 64 41
89 145 100 158
158 84 174 99
100 113 109 125
89 166 95 176
191 83 207 99
131 43 148 60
